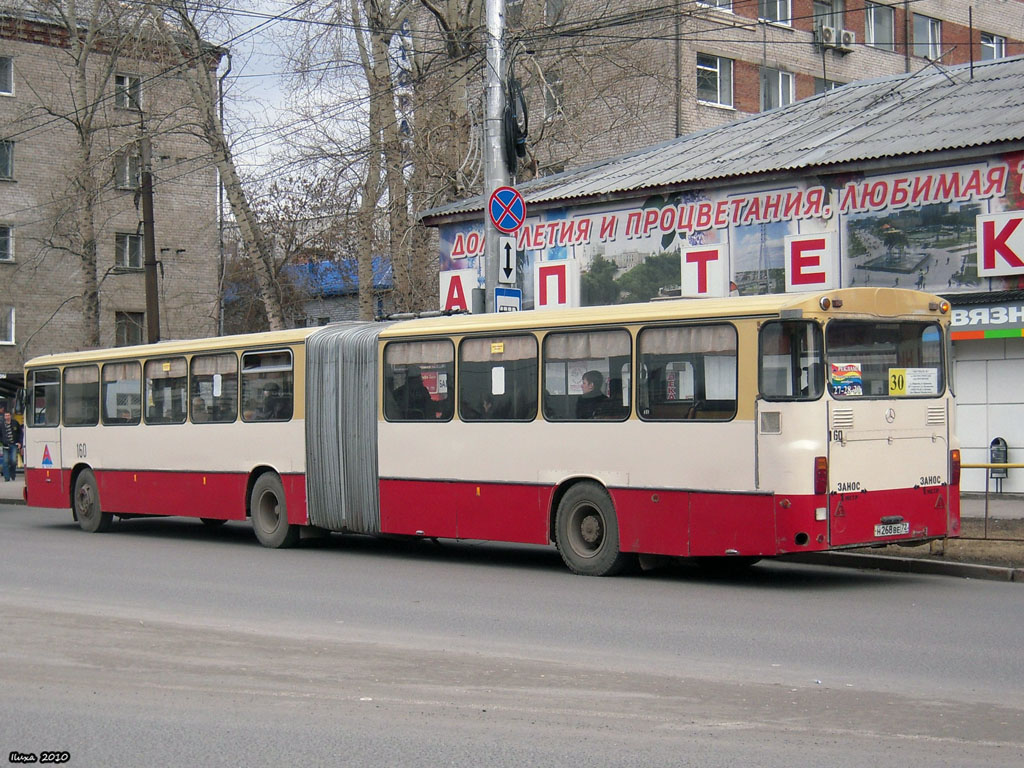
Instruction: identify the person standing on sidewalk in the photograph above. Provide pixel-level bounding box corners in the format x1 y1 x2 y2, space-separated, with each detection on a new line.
0 410 17 481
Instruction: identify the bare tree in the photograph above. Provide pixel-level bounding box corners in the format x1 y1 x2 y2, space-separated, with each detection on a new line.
147 1 287 330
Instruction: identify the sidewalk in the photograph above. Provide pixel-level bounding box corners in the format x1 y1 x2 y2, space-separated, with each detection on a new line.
0 475 23 504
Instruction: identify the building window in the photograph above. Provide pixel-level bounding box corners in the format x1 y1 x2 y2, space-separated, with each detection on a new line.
0 225 11 262
0 140 12 179
697 54 733 107
812 0 843 31
0 306 12 344
115 232 142 269
507 0 523 26
545 0 564 24
114 73 141 110
115 311 144 346
0 57 12 95
814 77 843 94
759 0 791 25
981 33 1006 61
698 0 732 9
865 2 894 52
913 14 941 60
761 67 793 111
115 154 140 190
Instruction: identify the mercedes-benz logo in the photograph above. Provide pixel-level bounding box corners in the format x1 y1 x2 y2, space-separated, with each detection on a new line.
885 408 896 423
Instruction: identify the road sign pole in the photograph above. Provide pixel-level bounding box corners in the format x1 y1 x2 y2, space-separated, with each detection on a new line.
483 0 508 313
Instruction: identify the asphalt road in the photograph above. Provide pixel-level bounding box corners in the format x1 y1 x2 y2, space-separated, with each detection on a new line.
1 504 1022 767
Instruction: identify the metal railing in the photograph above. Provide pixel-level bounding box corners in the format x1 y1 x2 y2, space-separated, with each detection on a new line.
960 462 1024 540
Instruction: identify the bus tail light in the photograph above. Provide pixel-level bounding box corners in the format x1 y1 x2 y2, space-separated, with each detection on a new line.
814 456 828 495
950 449 961 486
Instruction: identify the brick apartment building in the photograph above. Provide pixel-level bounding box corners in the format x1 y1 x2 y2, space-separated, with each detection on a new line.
523 1 1024 174
0 11 220 396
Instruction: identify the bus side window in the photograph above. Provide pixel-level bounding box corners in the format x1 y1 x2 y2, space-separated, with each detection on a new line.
144 358 188 425
758 321 823 400
383 340 454 422
542 329 631 421
191 353 238 423
63 365 99 427
241 350 293 422
101 362 141 425
458 335 538 422
638 325 737 421
28 369 60 427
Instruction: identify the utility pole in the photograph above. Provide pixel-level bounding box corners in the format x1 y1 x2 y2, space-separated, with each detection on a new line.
139 124 160 343
483 0 509 313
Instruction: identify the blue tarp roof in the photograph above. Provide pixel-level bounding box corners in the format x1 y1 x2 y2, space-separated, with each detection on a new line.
284 258 393 297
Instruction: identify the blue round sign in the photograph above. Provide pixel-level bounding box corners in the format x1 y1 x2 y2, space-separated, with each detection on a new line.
489 186 526 234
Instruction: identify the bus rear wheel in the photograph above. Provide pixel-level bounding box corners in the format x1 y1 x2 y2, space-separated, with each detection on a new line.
555 482 633 576
250 473 299 548
74 469 112 533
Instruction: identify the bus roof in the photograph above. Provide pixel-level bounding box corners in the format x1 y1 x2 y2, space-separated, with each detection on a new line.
24 326 322 369
378 287 949 338
24 288 948 370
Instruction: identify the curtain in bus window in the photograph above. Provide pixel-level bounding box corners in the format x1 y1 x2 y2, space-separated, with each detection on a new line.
63 366 99 426
190 353 238 423
542 329 631 421
383 340 454 421
241 350 294 422
638 324 737 420
101 362 141 425
459 335 538 421
144 358 188 424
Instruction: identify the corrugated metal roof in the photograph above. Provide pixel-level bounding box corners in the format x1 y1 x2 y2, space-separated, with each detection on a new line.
422 55 1024 222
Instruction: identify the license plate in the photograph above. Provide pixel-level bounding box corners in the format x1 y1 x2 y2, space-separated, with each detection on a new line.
874 522 910 537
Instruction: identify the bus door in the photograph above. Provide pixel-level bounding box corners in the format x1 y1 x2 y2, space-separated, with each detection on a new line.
24 368 65 506
756 320 829 553
824 320 952 547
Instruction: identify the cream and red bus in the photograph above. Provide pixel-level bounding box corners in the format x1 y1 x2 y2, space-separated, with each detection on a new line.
23 287 960 575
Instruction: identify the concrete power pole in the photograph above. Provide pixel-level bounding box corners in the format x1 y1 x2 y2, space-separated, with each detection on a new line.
483 0 509 313
139 127 160 343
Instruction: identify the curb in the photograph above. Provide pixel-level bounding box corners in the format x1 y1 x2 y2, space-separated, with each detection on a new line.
787 551 1024 583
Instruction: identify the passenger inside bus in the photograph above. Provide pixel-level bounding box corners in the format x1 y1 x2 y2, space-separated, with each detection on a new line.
576 370 608 419
393 366 433 419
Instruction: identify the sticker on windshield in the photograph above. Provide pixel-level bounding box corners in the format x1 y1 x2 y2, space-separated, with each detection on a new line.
888 367 938 396
830 363 863 396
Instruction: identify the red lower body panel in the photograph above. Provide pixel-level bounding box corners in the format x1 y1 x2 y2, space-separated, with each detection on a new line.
829 484 958 548
379 478 551 544
25 468 308 525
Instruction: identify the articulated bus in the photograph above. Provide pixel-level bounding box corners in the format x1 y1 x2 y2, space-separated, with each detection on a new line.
23 287 960 575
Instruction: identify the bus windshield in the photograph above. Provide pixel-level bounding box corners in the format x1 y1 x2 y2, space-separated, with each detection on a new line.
825 320 944 398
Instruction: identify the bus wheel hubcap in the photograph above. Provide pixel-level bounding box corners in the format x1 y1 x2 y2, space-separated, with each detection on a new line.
579 514 601 547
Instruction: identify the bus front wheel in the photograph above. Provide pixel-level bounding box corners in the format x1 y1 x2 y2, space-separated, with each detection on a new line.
250 473 300 548
555 482 633 576
74 469 112 533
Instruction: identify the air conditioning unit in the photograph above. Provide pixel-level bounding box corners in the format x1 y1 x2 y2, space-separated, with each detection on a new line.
839 29 856 51
817 25 838 47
